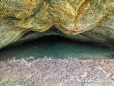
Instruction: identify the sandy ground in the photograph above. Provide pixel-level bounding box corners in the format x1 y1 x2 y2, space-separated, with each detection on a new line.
0 57 114 86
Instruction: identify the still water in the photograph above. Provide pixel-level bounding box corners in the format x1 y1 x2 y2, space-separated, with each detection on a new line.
0 35 114 61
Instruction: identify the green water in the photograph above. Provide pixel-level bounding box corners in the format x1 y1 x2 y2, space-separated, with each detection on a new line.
0 35 114 61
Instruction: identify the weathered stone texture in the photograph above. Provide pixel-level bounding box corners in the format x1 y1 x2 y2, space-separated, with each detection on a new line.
0 57 114 86
0 0 114 49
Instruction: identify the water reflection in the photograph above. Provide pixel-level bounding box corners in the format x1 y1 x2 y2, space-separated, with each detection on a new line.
0 35 114 61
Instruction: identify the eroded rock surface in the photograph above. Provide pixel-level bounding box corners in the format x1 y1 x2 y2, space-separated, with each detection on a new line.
0 0 114 49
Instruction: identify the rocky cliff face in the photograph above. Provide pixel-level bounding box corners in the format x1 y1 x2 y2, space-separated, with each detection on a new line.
0 0 114 49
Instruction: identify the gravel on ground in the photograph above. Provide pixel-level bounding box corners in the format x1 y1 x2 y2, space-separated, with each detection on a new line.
0 57 114 86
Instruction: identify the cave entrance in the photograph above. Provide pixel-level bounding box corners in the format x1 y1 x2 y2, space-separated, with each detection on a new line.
0 31 114 61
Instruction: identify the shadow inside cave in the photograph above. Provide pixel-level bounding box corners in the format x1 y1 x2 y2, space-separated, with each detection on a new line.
0 35 114 61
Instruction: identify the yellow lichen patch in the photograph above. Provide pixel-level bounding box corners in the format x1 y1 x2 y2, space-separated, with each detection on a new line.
24 0 38 17
27 0 38 6
74 0 90 30
56 2 76 17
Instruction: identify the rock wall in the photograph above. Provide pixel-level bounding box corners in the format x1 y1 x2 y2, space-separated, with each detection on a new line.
0 0 114 49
